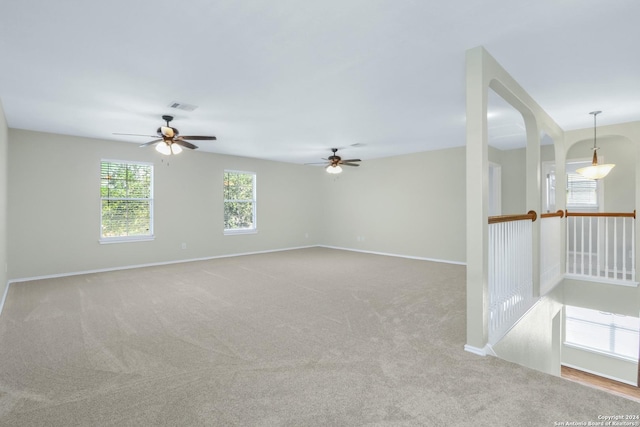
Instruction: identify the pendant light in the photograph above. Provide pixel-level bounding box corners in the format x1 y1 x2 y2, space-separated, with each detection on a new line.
576 111 615 180
326 164 342 174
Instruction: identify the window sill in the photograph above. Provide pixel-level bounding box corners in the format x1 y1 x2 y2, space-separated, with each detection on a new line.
224 229 258 236
564 273 639 288
564 342 637 363
99 235 155 244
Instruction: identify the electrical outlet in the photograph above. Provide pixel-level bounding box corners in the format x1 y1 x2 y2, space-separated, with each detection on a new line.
181 243 187 250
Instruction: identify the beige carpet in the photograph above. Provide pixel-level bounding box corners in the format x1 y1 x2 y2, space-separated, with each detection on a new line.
0 247 637 426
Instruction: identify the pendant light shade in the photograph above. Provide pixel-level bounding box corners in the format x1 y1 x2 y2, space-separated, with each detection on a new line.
326 164 342 174
576 111 615 180
575 163 615 180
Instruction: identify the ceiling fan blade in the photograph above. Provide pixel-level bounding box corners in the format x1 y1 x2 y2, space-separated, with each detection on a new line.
139 139 163 147
340 159 361 163
178 135 217 141
305 162 329 165
114 133 158 138
173 139 198 150
341 162 360 167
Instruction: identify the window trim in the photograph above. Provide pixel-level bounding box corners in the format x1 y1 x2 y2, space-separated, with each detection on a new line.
99 159 155 244
223 169 257 235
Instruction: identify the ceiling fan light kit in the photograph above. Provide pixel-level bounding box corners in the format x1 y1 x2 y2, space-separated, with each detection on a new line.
114 115 216 156
576 110 615 180
155 141 182 155
305 148 361 173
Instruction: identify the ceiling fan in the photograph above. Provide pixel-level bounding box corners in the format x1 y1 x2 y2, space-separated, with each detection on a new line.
308 148 361 174
114 115 216 155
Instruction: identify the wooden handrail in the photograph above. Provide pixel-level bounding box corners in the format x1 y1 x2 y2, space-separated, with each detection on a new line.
489 210 537 224
565 210 636 219
541 210 564 219
488 209 637 224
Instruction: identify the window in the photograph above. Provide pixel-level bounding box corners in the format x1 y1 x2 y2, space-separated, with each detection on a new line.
565 305 639 361
566 160 600 212
100 160 154 242
542 162 556 213
224 170 256 234
542 160 602 213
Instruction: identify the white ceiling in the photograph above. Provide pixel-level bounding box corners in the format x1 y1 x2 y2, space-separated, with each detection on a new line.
1 0 638 164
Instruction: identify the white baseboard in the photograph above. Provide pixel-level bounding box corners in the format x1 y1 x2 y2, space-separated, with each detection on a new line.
0 281 9 316
7 245 464 286
6 245 318 286
484 344 497 356
464 343 497 357
464 344 487 356
4 245 463 316
318 245 466 266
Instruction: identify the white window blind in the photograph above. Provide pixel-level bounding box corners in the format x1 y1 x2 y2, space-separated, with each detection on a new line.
565 160 601 212
100 160 154 242
566 173 598 211
565 305 639 361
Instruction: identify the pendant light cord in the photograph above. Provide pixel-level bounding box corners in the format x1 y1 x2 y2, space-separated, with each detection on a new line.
590 110 601 165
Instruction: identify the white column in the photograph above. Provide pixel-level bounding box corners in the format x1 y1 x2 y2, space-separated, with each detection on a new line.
465 47 489 352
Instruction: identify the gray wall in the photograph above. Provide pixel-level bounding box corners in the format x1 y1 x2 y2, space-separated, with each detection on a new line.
318 147 466 264
489 144 556 217
489 147 526 215
7 130 468 280
0 101 7 300
7 129 324 279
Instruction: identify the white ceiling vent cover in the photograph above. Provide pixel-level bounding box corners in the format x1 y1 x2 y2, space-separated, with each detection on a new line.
168 102 198 112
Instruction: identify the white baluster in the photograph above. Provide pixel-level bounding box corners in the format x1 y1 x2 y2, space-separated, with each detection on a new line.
620 218 627 280
605 217 609 278
573 217 578 273
632 219 635 282
614 219 618 280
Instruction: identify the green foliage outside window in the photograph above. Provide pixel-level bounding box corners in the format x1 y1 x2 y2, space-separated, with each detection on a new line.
224 171 256 230
101 161 153 238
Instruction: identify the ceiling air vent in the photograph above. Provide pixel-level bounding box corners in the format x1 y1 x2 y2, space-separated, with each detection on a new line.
168 101 198 112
